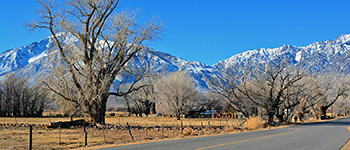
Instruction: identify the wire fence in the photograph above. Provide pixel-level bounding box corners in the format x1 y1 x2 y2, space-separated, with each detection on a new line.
0 118 247 149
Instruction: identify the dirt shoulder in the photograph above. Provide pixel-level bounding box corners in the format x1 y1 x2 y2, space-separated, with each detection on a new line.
341 126 350 150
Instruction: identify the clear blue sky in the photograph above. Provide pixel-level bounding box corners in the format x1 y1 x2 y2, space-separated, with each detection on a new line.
1 0 350 65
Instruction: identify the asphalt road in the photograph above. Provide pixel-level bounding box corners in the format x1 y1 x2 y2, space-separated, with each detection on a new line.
100 117 350 150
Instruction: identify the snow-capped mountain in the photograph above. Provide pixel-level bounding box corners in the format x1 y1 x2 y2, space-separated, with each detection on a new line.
123 48 221 89
0 37 54 76
213 34 350 74
0 34 350 90
0 35 220 89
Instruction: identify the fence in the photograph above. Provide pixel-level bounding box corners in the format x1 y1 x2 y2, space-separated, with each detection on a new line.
0 118 246 149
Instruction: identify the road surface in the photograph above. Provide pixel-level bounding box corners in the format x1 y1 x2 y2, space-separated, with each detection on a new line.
100 117 350 150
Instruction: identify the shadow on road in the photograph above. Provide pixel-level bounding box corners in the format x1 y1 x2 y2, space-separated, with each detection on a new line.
294 117 350 126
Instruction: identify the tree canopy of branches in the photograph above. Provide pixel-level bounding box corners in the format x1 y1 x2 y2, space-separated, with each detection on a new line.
0 74 49 117
312 73 349 119
199 92 225 111
30 0 162 124
155 71 197 119
209 57 303 124
118 58 159 117
207 66 258 118
246 59 303 124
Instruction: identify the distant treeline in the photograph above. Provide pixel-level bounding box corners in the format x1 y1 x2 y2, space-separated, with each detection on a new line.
0 75 50 117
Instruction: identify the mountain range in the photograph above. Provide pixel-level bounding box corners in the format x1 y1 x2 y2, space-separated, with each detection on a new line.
0 34 350 90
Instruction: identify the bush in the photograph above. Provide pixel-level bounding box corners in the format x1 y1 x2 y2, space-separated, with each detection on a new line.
245 117 264 130
183 127 192 136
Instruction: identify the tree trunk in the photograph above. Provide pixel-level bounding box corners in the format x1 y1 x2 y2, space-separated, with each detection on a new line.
144 101 151 116
138 112 142 117
176 113 181 120
267 111 275 125
276 114 284 123
89 94 108 125
320 106 328 119
90 108 106 125
297 112 304 121
151 102 156 114
69 114 73 121
48 119 87 128
310 106 319 120
124 96 132 116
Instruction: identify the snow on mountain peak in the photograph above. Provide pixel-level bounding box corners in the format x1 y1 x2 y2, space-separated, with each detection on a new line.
336 34 350 43
1 34 350 89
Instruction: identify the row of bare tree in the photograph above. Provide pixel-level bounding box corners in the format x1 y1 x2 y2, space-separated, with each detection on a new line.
0 75 49 117
123 70 198 120
118 57 349 125
208 58 350 124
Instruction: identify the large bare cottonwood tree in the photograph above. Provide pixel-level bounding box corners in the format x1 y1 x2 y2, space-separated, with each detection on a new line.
30 0 162 124
209 57 303 124
240 58 303 124
155 71 197 119
312 74 349 119
207 68 257 118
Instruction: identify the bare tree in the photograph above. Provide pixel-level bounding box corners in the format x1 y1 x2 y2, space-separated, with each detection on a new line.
55 98 80 121
30 0 162 124
207 66 257 118
334 96 350 116
155 71 197 119
126 76 157 117
199 92 225 111
209 57 303 124
289 76 323 121
312 73 349 119
112 54 159 116
242 58 303 124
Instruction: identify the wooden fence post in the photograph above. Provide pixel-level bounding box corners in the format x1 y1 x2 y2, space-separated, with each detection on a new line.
29 125 32 150
102 125 106 143
208 118 210 128
201 122 203 135
84 126 87 146
173 122 175 137
162 123 164 138
181 121 183 135
146 123 148 138
59 125 61 145
126 122 134 140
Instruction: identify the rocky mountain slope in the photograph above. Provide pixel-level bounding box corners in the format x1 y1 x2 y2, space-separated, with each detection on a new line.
0 34 349 90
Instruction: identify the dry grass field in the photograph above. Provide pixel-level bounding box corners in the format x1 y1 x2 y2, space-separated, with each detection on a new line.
0 113 249 150
1 112 334 150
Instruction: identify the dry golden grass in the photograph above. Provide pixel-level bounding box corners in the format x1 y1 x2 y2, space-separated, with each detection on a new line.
105 115 237 128
8 112 337 150
244 117 264 130
0 114 243 150
340 127 350 150
0 125 183 150
2 112 347 150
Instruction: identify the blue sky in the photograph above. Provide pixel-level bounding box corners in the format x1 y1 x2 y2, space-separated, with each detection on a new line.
1 0 350 65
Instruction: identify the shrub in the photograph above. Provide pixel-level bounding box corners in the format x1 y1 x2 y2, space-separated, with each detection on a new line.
245 116 264 130
183 127 192 136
